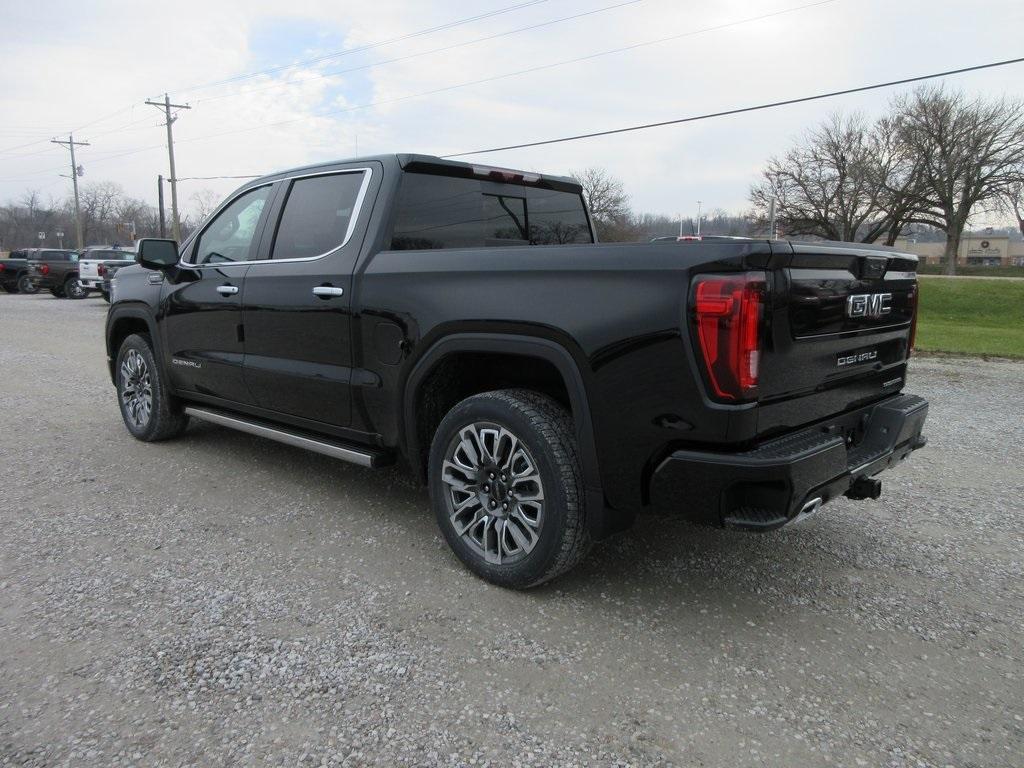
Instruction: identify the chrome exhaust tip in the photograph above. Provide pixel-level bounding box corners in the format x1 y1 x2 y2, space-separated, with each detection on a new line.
793 497 823 523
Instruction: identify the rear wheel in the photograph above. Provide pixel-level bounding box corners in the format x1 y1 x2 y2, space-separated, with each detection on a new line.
116 334 189 441
64 276 87 299
429 389 590 589
17 274 36 294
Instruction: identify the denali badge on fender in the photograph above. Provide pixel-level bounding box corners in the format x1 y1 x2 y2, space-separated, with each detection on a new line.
846 292 892 319
838 349 878 367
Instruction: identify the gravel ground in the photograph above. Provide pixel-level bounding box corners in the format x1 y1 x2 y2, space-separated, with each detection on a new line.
0 293 1021 768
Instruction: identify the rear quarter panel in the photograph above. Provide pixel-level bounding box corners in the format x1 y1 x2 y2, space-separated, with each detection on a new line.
355 240 777 511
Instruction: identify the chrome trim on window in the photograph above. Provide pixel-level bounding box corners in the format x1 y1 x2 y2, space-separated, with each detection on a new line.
179 167 374 268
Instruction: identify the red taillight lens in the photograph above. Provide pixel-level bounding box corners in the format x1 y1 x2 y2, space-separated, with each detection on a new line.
40 263 50 275
98 264 107 277
0 263 5 273
907 283 919 356
692 272 766 401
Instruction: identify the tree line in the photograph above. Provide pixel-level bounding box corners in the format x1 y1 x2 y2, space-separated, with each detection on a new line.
0 184 213 252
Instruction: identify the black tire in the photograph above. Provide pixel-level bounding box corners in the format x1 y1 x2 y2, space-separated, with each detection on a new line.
18 274 37 294
0 283 12 294
429 389 590 589
101 290 111 303
115 333 189 442
49 287 65 298
64 276 87 299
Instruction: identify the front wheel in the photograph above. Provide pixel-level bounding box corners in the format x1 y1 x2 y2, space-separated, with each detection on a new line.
116 334 189 441
429 389 590 589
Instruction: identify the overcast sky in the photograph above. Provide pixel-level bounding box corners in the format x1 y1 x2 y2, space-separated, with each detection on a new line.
1 0 1022 224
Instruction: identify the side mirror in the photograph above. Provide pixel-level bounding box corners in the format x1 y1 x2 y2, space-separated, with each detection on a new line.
136 238 179 270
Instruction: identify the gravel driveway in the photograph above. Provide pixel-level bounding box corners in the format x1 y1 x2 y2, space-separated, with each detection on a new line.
1 294 1021 767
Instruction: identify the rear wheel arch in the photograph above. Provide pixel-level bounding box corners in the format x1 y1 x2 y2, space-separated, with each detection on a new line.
402 333 615 537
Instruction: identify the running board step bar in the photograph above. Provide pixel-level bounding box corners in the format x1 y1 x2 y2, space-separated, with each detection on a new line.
183 406 390 468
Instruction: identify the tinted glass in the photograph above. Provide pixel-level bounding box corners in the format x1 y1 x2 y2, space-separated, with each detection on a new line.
193 186 271 264
271 172 365 259
526 188 592 245
390 173 591 250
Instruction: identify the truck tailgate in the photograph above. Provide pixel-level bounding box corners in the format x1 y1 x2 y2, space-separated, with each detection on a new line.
756 243 918 435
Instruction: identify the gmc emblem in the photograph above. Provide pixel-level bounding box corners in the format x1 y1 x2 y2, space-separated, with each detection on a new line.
846 292 892 319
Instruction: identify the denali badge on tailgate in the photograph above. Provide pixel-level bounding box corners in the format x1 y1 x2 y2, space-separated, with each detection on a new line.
838 349 878 367
846 292 892 319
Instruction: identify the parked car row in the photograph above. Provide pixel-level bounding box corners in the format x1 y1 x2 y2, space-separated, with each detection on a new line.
0 246 135 300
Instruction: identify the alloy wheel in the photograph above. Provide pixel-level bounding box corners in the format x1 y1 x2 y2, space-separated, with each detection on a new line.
120 349 153 429
441 422 545 565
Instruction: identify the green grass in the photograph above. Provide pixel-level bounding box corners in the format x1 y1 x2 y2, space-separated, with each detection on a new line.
917 263 1024 278
916 276 1024 358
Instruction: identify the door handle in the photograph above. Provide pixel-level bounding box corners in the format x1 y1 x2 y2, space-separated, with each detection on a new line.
312 286 345 298
216 284 239 296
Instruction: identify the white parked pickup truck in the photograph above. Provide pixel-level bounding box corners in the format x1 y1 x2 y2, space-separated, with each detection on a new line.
78 247 136 299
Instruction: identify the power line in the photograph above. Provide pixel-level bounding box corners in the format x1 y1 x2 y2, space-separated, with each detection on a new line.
194 0 646 106
175 174 263 181
443 56 1024 157
173 0 553 96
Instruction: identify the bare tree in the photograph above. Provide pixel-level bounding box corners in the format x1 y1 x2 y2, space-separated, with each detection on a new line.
893 87 1024 274
999 180 1024 238
750 113 897 243
190 188 220 222
570 167 632 241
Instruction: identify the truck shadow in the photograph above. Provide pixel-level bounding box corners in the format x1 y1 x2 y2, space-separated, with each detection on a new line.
182 420 865 613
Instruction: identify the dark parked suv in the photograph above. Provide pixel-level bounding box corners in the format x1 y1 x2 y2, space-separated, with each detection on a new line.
106 154 928 587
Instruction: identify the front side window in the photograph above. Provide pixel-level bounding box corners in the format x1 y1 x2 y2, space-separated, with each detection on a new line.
271 172 365 260
389 173 592 250
193 185 271 264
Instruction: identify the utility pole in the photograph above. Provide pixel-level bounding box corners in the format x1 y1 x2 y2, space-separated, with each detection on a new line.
157 175 167 238
768 197 777 240
145 94 191 241
51 134 89 249
696 200 703 237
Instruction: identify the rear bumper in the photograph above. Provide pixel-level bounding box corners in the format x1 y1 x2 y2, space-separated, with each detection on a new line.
650 393 928 530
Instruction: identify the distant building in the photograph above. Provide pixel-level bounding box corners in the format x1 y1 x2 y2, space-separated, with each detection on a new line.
892 235 1024 267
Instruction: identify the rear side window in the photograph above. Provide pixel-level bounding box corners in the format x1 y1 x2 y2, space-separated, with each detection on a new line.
271 172 366 260
389 173 592 250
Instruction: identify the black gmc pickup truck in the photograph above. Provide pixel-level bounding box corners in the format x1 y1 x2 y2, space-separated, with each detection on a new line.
106 154 928 588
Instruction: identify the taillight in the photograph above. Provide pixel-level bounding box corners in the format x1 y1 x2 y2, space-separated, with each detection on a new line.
0 263 5 273
907 283 919 356
40 263 50 275
691 272 766 402
98 264 108 277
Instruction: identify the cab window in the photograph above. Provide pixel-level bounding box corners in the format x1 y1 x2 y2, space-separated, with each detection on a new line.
192 186 272 264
